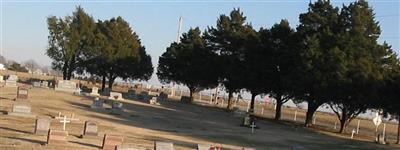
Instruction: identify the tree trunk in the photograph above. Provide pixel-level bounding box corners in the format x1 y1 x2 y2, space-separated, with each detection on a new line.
108 75 115 90
101 75 106 91
339 107 348 133
249 93 256 114
397 114 400 144
189 88 194 102
305 101 319 127
62 64 68 80
274 94 283 120
226 91 233 110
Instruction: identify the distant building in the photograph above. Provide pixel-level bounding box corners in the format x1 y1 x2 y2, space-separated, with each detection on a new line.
0 64 5 70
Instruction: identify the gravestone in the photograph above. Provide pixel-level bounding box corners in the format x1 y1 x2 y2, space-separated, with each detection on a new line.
35 118 50 135
17 87 29 100
0 75 4 82
111 101 124 115
82 121 98 137
5 75 18 87
102 88 111 96
154 141 174 150
90 87 100 96
102 134 124 150
197 144 211 150
158 92 168 101
90 99 104 109
181 96 191 103
33 81 41 87
123 90 136 99
41 81 49 88
47 130 68 145
116 144 146 150
55 80 77 93
9 101 34 117
109 92 124 101
150 97 160 105
243 115 251 127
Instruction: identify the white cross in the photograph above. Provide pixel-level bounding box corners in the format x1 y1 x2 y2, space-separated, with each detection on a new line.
351 129 356 139
250 122 256 133
60 116 71 131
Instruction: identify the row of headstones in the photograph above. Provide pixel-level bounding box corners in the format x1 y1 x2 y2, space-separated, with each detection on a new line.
37 117 243 150
32 80 52 88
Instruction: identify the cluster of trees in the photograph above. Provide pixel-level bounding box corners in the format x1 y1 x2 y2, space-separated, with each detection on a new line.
46 7 153 90
157 0 400 140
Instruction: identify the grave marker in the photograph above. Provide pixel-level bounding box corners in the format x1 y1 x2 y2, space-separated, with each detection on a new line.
180 96 191 103
83 121 98 136
154 141 174 150
109 92 124 101
9 101 34 117
90 87 100 96
60 116 71 131
35 118 50 135
17 87 29 100
111 101 124 115
5 75 18 87
47 130 68 145
33 81 41 87
197 144 211 150
0 75 4 82
150 97 160 105
102 134 124 150
55 80 77 93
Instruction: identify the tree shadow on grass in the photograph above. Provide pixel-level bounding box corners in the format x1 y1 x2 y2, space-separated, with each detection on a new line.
69 140 101 149
6 136 46 145
0 126 32 134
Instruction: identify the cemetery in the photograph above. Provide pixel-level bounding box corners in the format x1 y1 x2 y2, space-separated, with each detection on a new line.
1 0 400 150
0 72 399 150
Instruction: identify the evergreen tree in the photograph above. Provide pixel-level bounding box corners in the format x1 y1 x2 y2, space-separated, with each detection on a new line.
158 28 219 101
296 0 343 127
205 8 255 111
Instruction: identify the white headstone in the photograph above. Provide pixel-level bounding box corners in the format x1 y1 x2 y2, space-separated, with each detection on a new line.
55 80 77 93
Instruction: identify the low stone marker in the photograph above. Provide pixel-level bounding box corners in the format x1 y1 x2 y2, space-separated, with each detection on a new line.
55 80 77 93
102 134 124 150
5 75 18 87
41 81 49 88
116 144 146 150
154 141 174 150
0 75 4 82
35 118 51 135
17 87 29 100
82 120 98 137
47 130 68 145
109 92 124 101
197 144 211 150
33 81 41 87
181 96 191 103
90 87 100 96
150 97 160 105
90 99 104 109
9 101 34 117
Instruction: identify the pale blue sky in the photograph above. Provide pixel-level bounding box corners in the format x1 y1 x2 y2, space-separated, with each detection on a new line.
1 0 399 85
